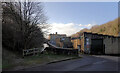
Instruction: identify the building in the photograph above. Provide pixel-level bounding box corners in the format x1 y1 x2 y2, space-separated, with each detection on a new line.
60 37 73 48
71 37 81 49
72 32 120 55
119 32 120 36
48 32 66 45
48 32 73 48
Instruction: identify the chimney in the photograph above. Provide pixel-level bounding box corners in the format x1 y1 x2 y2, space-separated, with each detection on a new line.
56 32 57 34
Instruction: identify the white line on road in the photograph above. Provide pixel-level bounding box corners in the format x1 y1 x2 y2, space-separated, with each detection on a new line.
93 60 107 65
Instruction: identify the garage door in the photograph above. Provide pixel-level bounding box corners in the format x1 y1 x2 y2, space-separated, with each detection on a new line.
91 39 105 54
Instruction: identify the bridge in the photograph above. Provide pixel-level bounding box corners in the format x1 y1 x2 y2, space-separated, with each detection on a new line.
45 42 78 55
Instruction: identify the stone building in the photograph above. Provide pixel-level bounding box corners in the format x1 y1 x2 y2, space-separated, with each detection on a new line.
48 32 73 48
71 37 81 49
48 32 66 45
104 36 120 54
56 37 73 48
73 32 120 55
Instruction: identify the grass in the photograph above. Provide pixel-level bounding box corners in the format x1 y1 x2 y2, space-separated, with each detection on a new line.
23 52 78 65
2 49 80 70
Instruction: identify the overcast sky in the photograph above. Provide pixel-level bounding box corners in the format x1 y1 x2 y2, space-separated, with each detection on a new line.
44 2 118 36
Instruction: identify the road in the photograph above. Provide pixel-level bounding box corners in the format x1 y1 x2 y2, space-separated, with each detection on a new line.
19 55 119 71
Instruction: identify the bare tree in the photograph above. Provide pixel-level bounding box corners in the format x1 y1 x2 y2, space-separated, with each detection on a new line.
2 1 48 51
17 2 48 49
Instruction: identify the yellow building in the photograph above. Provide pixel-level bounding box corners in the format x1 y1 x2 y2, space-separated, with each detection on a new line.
48 32 66 45
71 37 81 49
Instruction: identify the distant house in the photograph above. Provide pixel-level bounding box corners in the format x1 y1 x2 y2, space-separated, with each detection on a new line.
58 37 73 48
48 32 73 48
48 32 66 45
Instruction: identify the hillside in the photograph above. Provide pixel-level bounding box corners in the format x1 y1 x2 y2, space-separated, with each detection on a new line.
72 18 120 37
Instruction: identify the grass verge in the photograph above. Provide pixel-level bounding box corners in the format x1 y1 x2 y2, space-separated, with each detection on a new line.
2 49 81 70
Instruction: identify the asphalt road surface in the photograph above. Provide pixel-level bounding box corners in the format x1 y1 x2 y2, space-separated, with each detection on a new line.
19 55 120 71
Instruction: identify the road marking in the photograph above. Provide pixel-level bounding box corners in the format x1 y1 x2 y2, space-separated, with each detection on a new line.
93 60 107 64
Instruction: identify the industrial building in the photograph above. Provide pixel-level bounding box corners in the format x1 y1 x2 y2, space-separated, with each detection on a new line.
72 32 120 55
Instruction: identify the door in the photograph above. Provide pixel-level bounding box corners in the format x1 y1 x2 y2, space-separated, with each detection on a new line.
91 39 104 54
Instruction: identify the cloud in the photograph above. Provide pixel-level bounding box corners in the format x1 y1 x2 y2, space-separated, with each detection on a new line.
49 23 95 36
78 24 94 29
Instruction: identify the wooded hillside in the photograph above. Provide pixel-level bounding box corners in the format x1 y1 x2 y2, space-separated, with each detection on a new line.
72 18 120 37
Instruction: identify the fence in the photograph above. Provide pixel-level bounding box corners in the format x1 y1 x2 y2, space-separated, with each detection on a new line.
23 48 40 57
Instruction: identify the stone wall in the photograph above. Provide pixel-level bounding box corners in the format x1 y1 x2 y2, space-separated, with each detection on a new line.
118 38 120 54
104 37 119 54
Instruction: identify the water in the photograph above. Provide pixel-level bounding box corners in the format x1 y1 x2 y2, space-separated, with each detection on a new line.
40 43 49 52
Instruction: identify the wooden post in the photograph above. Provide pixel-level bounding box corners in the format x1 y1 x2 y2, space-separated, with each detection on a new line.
34 48 35 55
23 49 24 58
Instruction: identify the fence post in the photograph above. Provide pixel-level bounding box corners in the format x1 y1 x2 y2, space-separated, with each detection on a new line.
23 49 24 58
34 48 35 55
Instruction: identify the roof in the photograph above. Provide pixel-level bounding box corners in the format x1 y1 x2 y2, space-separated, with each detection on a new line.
49 34 66 36
83 32 120 38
